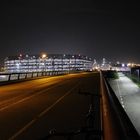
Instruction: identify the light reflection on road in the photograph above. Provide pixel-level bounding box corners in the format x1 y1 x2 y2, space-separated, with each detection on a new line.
110 72 140 134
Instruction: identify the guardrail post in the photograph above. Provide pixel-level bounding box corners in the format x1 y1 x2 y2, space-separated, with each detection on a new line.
8 74 11 81
25 73 27 79
31 72 33 78
18 73 20 80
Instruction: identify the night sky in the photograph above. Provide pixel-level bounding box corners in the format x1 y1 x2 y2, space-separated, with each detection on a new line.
0 0 140 66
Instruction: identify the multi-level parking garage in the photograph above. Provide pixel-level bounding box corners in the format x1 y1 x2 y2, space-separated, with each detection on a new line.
4 54 93 73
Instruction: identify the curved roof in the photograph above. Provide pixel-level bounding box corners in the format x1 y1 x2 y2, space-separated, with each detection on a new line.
5 54 92 61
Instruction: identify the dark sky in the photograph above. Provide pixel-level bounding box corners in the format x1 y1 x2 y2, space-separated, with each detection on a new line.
0 0 140 65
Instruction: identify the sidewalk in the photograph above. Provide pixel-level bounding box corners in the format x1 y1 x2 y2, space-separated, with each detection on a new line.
109 72 140 134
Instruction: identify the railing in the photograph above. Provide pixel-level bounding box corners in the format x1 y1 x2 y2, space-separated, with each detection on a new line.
101 71 140 140
0 71 70 83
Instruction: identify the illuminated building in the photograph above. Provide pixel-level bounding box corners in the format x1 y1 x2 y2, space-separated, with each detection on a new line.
4 54 93 72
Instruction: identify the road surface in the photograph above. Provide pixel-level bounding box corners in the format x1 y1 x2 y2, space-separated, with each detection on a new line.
109 72 140 135
0 72 101 140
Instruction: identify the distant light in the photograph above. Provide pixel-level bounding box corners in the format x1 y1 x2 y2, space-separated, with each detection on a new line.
0 75 6 78
122 63 125 67
16 63 20 69
117 61 120 64
127 63 131 67
127 63 135 67
42 54 47 59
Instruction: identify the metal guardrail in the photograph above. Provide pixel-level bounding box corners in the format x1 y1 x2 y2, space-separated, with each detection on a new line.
0 71 70 83
102 71 140 140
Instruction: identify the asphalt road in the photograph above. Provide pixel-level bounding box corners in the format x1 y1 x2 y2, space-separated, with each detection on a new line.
109 72 140 135
0 72 100 140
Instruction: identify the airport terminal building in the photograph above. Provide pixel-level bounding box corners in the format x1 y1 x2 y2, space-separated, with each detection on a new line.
4 54 93 73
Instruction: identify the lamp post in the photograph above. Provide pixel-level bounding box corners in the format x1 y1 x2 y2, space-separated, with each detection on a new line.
41 53 47 72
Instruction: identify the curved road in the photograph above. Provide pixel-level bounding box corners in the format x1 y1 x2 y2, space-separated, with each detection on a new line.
0 72 100 140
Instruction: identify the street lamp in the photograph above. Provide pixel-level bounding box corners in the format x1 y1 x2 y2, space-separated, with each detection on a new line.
41 53 47 72
42 54 47 59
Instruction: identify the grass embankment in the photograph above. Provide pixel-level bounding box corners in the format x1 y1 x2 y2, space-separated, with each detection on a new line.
105 70 119 79
127 74 140 87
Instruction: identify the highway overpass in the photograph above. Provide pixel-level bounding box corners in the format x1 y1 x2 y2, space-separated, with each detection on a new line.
0 72 139 140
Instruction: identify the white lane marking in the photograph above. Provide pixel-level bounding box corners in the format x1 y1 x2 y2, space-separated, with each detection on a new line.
121 101 124 104
114 76 126 108
0 79 71 112
122 105 125 108
0 85 57 111
116 79 121 97
8 82 80 140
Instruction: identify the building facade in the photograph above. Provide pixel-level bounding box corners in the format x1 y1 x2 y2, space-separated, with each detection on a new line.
4 54 93 73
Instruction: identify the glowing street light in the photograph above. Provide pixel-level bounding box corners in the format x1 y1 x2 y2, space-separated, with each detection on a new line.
42 54 47 59
41 53 47 72
122 63 125 67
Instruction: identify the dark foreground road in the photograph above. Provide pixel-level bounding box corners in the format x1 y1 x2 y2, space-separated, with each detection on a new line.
0 72 100 140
